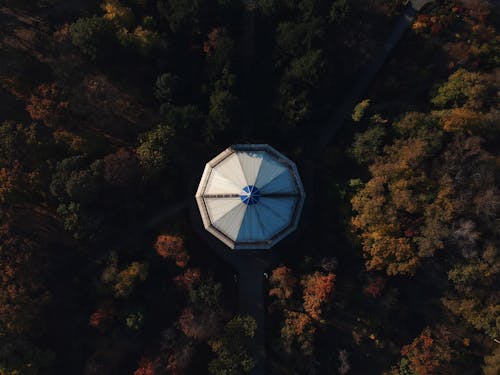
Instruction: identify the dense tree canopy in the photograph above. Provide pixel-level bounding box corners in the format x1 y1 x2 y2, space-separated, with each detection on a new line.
0 0 498 374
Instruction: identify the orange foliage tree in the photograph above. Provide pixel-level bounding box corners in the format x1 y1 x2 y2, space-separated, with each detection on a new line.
269 265 297 302
154 234 189 268
174 268 201 290
301 272 335 320
400 327 452 375
26 83 68 127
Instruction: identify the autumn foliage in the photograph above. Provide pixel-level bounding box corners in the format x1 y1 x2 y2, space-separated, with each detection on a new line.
269 265 297 302
89 307 113 329
363 276 386 298
26 83 68 127
203 27 222 56
302 272 335 320
400 327 452 375
154 234 189 267
134 356 160 375
174 268 202 290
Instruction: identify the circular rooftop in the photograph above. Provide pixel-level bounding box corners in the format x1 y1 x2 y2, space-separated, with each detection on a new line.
195 144 305 250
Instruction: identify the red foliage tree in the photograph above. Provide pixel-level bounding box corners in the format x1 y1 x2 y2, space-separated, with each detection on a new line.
178 307 218 341
174 268 201 290
401 327 452 375
134 356 160 375
154 234 189 268
363 276 386 298
89 307 113 329
103 148 140 186
26 83 68 127
203 27 222 56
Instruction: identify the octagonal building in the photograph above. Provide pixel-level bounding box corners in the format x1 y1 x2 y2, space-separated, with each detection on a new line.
195 144 305 250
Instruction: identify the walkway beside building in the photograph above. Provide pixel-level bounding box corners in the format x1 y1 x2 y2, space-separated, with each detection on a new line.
315 0 434 155
188 2 435 375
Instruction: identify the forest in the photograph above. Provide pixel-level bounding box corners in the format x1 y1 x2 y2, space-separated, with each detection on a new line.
0 0 498 374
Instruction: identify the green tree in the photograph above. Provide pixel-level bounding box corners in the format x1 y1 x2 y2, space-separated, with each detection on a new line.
137 124 175 174
208 315 257 375
351 99 370 122
158 0 204 34
125 311 144 331
350 125 386 164
329 0 350 24
160 105 204 134
431 69 490 110
207 88 237 141
70 16 114 59
155 73 180 102
277 49 326 124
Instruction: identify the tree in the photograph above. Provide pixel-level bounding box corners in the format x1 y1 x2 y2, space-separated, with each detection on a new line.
483 346 500 375
155 73 180 102
329 0 350 24
399 327 453 375
164 336 194 375
116 26 160 55
274 19 325 66
50 156 105 240
277 49 326 124
154 234 189 267
0 218 53 374
134 356 160 375
441 297 499 339
431 69 490 110
137 124 175 174
301 272 335 321
280 311 315 356
89 307 114 330
126 311 144 331
0 122 50 204
351 112 446 275
350 125 386 164
188 275 222 309
159 0 204 34
338 350 351 375
207 88 238 142
203 27 223 56
113 261 148 298
178 307 219 340
70 16 114 59
26 83 68 127
352 99 370 122
269 265 297 303
50 156 104 204
208 315 256 375
436 107 486 133
103 148 140 186
363 276 386 298
101 0 134 29
174 268 202 289
160 105 204 135
101 254 148 298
